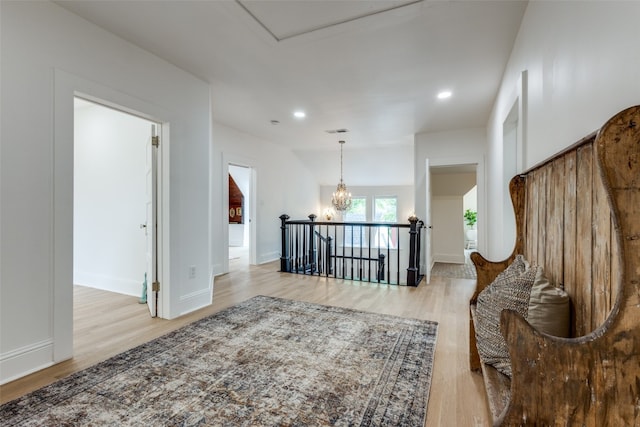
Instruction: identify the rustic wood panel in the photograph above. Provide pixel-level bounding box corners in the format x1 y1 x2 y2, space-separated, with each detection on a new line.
511 175 527 257
547 157 565 287
524 173 538 262
575 144 594 336
610 216 621 311
591 166 611 331
499 137 618 337
538 168 549 267
563 150 577 294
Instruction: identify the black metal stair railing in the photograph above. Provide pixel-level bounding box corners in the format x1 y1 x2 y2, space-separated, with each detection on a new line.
279 214 425 286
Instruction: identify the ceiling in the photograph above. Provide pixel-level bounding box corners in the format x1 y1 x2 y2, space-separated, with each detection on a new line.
55 0 527 155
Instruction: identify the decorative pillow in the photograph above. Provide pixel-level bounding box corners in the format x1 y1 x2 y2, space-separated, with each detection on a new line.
527 267 570 338
475 255 537 377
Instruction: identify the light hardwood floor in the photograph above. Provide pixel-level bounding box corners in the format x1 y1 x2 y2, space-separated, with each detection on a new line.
0 261 490 426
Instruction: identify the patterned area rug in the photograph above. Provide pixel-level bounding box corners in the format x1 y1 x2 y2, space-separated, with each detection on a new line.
431 262 477 280
1 296 438 426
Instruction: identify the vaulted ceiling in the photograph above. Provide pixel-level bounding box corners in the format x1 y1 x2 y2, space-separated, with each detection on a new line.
56 1 527 152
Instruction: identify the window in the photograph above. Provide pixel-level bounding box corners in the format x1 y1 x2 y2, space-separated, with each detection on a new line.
344 197 366 246
340 196 399 248
373 196 398 248
374 196 397 222
344 197 367 222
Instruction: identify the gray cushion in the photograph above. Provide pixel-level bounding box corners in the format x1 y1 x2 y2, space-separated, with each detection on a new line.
475 255 537 377
527 267 570 338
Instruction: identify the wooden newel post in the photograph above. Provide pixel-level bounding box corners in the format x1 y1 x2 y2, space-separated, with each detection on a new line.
407 215 419 286
308 214 317 274
280 214 290 272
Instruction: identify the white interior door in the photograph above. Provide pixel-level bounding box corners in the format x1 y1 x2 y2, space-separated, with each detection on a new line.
145 124 158 317
425 159 432 284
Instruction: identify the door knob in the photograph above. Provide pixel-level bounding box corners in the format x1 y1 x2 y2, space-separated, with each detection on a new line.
140 223 147 229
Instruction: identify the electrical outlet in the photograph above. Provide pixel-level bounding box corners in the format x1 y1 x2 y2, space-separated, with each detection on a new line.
188 265 196 279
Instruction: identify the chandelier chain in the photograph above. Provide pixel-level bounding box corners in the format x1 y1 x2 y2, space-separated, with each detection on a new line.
331 139 352 212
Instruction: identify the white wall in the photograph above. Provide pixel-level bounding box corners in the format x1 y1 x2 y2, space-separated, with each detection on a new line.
430 172 475 264
319 185 415 223
1 1 211 383
432 197 465 263
211 121 320 274
463 186 478 219
432 173 476 197
74 102 149 297
294 144 414 186
414 127 487 254
486 1 640 259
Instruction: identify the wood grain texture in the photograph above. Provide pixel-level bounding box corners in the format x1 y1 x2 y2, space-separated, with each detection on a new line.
592 169 611 331
563 151 577 327
470 105 640 426
537 167 548 266
547 157 565 287
575 143 594 336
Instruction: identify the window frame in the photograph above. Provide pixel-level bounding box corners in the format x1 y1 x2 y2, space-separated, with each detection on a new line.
373 195 398 223
343 196 367 222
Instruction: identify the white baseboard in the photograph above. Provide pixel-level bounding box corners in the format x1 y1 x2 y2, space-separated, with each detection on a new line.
177 287 213 318
258 251 279 265
74 271 141 297
0 339 54 385
212 263 224 277
434 253 466 264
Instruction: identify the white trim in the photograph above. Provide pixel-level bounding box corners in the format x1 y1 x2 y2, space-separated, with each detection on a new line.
258 251 280 265
501 70 528 173
53 70 173 372
177 288 212 317
221 153 258 274
434 254 466 264
158 123 170 319
0 340 54 385
74 273 141 297
428 155 486 256
222 0 423 46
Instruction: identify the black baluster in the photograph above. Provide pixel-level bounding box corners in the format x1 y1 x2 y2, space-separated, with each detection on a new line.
377 253 385 281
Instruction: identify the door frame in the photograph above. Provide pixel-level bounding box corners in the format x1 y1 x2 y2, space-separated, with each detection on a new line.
426 155 486 257
54 70 170 364
221 153 257 273
424 158 432 284
73 98 161 314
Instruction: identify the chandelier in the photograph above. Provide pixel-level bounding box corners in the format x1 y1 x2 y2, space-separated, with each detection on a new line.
331 140 352 212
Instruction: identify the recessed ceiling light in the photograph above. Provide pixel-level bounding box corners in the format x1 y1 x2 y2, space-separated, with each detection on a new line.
293 111 306 119
437 91 452 100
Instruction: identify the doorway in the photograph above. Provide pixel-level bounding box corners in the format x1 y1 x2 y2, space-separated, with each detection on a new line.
228 164 251 269
429 164 478 266
422 161 479 281
73 97 160 317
